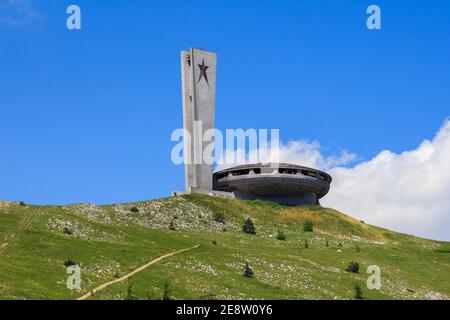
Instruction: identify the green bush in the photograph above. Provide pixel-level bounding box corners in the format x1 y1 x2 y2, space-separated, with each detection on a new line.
355 244 361 252
130 206 139 213
243 262 254 278
276 230 286 241
64 259 76 267
304 239 309 249
213 211 225 223
346 261 360 273
242 218 256 235
126 280 138 300
63 227 73 235
354 284 364 299
169 219 176 231
19 201 26 206
303 220 314 232
325 239 330 247
212 240 217 245
162 281 171 300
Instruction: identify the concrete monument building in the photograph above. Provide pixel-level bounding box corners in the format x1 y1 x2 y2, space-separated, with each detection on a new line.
213 163 332 205
177 48 332 205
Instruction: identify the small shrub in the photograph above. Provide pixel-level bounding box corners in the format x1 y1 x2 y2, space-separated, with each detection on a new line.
126 280 137 300
303 220 314 232
19 201 26 206
338 242 343 247
64 259 76 267
360 220 365 224
242 218 256 235
355 244 361 252
212 240 217 245
325 239 330 247
162 281 171 300
243 262 254 278
346 261 360 273
354 284 364 300
169 219 176 231
213 211 225 223
63 227 73 235
130 206 139 213
276 230 286 241
304 239 309 249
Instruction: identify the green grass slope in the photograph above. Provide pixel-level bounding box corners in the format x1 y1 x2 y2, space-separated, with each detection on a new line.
0 195 449 300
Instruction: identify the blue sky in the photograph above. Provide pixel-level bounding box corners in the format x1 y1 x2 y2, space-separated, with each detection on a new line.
0 0 449 206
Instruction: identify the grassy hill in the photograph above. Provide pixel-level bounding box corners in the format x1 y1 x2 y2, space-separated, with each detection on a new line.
0 194 449 300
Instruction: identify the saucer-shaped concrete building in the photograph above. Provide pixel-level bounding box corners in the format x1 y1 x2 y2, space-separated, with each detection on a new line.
213 163 332 205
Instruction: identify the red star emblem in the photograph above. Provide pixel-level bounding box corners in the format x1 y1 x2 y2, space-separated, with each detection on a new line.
197 59 209 85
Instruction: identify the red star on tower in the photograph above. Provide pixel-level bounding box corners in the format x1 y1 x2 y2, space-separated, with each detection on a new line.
197 59 209 85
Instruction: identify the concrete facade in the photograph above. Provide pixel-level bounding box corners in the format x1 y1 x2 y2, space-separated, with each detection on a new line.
213 163 332 205
181 48 217 191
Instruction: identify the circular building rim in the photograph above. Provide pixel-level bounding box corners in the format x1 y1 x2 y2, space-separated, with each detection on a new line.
213 163 332 184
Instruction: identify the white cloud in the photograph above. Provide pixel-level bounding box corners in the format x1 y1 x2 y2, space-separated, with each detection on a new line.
215 139 356 171
0 0 44 27
322 119 450 241
215 119 450 241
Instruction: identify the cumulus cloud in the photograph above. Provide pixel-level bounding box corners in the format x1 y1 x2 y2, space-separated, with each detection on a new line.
322 119 450 241
215 139 356 171
215 119 450 241
0 0 44 27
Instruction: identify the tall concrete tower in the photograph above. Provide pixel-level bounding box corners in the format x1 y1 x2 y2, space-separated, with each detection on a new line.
181 48 217 191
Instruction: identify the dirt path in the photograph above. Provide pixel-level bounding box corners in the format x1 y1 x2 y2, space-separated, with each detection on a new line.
76 244 201 300
0 208 39 255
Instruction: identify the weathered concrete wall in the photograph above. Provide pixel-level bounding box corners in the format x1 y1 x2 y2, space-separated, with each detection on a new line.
172 188 235 200
232 190 318 205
